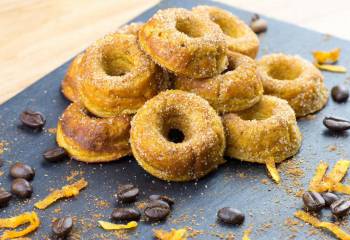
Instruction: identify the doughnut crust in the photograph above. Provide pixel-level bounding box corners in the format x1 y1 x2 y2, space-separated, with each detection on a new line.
130 90 226 181
138 8 228 78
257 53 328 117
193 5 259 58
57 103 131 163
79 33 168 117
175 52 263 114
222 95 302 164
61 53 84 102
116 22 143 35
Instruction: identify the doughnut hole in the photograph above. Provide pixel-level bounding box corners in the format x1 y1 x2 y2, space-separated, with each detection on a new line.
209 14 245 38
160 109 191 144
221 56 239 74
267 58 303 80
238 100 275 121
101 45 135 76
175 17 206 38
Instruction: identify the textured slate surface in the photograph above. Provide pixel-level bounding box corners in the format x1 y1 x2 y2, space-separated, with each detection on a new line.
1 0 350 239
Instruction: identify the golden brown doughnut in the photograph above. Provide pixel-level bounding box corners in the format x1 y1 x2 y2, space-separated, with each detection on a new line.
193 5 259 58
222 95 302 164
56 103 131 163
138 8 228 78
61 53 84 102
130 90 226 181
257 53 328 117
116 22 143 35
175 52 263 114
78 33 168 117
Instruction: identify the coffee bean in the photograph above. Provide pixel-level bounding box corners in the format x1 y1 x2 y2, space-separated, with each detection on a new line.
20 110 45 129
332 85 349 103
11 178 33 198
302 191 325 211
114 184 139 203
250 14 267 34
43 147 68 162
144 200 170 221
111 208 141 221
323 117 350 131
149 195 174 207
321 192 339 207
0 189 12 207
217 207 245 225
52 216 73 237
10 162 35 181
330 199 350 217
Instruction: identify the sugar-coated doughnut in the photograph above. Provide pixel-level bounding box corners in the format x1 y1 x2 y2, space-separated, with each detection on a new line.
57 103 131 163
130 90 226 181
222 95 302 164
138 8 228 78
193 5 259 58
61 53 84 102
116 22 143 35
257 53 328 117
79 33 169 117
175 52 263 114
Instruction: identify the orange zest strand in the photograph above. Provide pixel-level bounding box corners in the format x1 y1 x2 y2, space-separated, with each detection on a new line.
265 157 280 183
34 179 88 209
314 63 347 73
309 161 328 191
313 48 340 64
98 221 137 230
242 228 252 240
0 212 40 240
324 160 350 186
153 228 188 240
295 210 350 240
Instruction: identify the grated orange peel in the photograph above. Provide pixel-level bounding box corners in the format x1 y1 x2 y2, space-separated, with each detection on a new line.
242 228 252 240
153 228 188 240
98 220 137 230
34 178 88 210
0 212 40 240
266 157 280 184
295 210 350 240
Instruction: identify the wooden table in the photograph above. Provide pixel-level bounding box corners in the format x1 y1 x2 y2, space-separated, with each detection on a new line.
1 0 349 104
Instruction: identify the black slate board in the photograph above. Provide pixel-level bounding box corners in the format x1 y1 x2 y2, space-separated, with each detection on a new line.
1 0 350 239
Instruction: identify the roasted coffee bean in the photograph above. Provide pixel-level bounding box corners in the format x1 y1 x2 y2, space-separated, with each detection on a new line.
331 85 349 103
115 184 139 203
10 162 35 180
11 178 33 198
144 200 170 221
330 199 350 217
149 195 175 207
52 216 73 237
217 207 245 225
111 208 141 221
250 14 267 34
323 117 350 131
43 147 68 162
20 110 45 129
321 192 339 207
302 191 325 211
0 189 12 207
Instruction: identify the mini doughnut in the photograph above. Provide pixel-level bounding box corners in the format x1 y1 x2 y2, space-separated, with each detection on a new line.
193 5 259 59
130 90 226 181
222 95 302 164
61 53 84 102
116 22 143 35
138 8 228 78
257 53 328 117
175 52 263 114
79 33 168 117
56 103 131 163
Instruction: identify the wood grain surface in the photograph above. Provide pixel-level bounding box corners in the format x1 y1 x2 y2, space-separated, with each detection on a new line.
1 0 349 104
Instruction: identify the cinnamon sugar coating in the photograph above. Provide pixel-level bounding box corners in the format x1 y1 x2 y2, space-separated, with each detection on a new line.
61 53 84 102
175 52 263 114
79 33 169 117
116 22 143 36
130 90 226 181
193 5 259 58
223 95 302 164
56 103 131 163
138 8 228 78
257 53 328 117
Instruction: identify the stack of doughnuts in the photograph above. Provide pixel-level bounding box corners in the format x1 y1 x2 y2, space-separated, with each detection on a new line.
58 5 328 182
